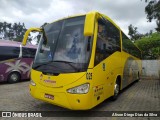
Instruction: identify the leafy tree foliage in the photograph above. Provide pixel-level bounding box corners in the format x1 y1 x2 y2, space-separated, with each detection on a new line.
0 22 27 42
135 32 160 59
144 0 160 32
128 24 143 40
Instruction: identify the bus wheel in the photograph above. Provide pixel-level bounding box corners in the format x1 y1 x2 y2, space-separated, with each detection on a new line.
111 80 120 100
8 72 20 83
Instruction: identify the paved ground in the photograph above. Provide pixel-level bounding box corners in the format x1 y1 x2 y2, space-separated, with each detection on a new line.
0 79 159 120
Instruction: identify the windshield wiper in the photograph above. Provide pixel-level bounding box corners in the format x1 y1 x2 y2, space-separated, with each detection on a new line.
32 61 55 69
52 60 80 72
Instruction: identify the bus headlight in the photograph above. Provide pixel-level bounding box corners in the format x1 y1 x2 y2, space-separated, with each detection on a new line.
30 80 36 86
67 83 90 94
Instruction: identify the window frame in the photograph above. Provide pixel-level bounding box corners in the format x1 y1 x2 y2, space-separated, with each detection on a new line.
94 17 121 66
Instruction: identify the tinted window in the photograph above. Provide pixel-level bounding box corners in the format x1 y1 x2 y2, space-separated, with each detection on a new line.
95 18 120 66
122 32 141 58
0 46 20 61
33 16 92 73
22 47 36 58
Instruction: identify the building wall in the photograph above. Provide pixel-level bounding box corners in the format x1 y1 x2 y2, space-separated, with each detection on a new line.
142 60 160 80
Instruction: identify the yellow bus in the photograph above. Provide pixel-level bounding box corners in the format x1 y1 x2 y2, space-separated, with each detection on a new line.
22 11 142 110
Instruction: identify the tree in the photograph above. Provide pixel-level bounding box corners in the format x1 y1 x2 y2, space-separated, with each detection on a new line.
0 22 27 41
0 22 3 34
128 24 143 40
135 32 160 59
149 30 153 35
13 23 18 37
3 22 7 38
144 0 160 32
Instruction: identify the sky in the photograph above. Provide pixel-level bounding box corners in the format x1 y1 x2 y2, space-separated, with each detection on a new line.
0 0 157 35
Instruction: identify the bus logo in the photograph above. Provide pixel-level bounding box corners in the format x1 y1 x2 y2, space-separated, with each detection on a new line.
44 80 56 84
2 112 11 117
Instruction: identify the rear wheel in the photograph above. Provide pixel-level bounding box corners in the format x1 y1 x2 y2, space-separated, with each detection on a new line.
111 80 120 100
8 72 20 83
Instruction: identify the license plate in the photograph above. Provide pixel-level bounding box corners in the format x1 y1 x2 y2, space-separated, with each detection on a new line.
44 93 54 100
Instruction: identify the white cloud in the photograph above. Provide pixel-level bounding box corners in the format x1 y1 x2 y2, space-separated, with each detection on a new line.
0 0 157 34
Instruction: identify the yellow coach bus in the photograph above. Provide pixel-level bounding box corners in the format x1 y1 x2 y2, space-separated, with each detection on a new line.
22 11 142 110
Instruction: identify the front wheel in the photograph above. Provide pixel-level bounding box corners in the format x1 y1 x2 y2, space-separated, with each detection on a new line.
111 80 120 100
8 72 20 83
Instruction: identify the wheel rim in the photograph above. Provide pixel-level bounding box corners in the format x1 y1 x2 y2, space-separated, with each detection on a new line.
10 73 19 82
114 83 119 96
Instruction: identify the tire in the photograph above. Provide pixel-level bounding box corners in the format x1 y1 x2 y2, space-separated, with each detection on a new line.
111 79 120 101
8 72 20 83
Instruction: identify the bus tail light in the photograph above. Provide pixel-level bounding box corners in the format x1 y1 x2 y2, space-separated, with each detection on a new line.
67 83 90 94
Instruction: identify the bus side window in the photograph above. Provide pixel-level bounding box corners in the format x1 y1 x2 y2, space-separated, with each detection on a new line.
22 47 36 58
0 46 20 61
94 19 120 66
122 32 141 58
95 23 108 66
28 48 36 58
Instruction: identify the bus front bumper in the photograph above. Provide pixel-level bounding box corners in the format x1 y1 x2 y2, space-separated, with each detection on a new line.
29 84 93 110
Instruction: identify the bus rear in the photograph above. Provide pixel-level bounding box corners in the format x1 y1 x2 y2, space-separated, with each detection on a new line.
0 40 36 83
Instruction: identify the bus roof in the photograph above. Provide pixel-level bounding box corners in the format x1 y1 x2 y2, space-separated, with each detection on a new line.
0 39 37 49
47 11 121 31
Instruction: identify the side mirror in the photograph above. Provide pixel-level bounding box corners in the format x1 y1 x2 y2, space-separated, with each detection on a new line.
84 12 97 36
22 28 42 46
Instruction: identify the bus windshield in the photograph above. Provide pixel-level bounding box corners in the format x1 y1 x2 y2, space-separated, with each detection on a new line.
32 16 92 73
